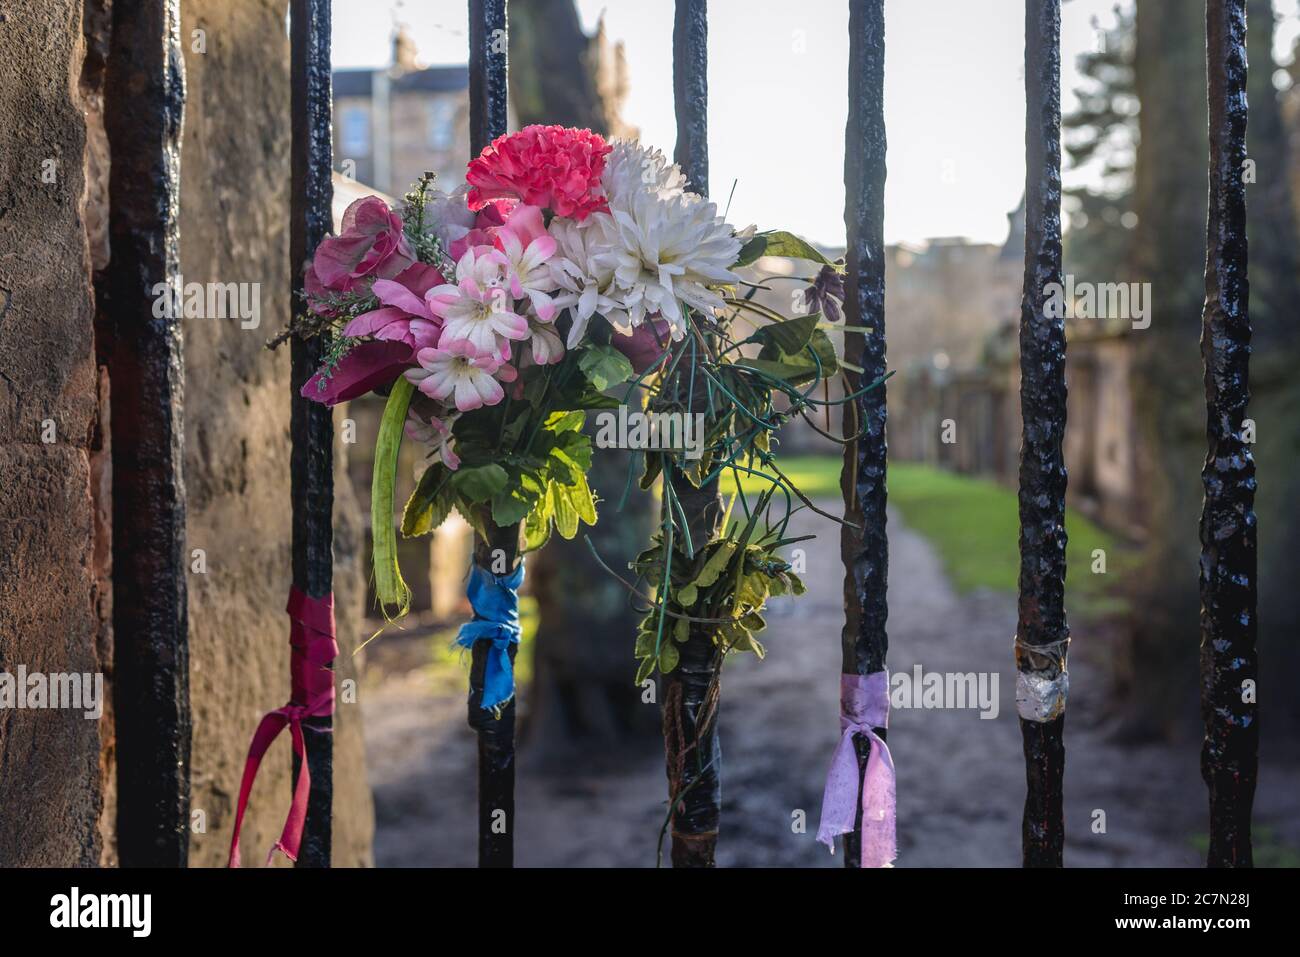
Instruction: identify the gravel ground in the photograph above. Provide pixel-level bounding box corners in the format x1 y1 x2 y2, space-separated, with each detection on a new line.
363 501 1300 867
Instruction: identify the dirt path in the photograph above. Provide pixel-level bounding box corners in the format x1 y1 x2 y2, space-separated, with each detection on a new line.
363 501 1299 867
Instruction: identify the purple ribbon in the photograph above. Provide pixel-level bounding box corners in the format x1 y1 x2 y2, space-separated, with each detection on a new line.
816 671 897 868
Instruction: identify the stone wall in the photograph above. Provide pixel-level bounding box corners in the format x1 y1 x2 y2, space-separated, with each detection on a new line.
0 0 373 867
178 0 372 868
0 0 109 866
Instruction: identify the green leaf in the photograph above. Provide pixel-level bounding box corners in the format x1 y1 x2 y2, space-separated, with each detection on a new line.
756 230 840 269
523 498 553 552
657 641 680 674
734 356 820 385
750 313 820 356
548 429 593 473
372 378 415 621
734 235 769 268
544 409 585 433
569 472 597 525
452 463 509 503
548 481 579 539
578 344 635 391
491 470 543 527
635 626 658 658
635 655 657 685
742 326 840 385
402 463 452 538
676 542 736 609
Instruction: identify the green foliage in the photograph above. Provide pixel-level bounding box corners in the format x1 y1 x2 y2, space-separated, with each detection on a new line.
726 458 1131 624
631 488 807 683
735 230 843 271
578 344 635 391
372 378 416 621
401 405 599 553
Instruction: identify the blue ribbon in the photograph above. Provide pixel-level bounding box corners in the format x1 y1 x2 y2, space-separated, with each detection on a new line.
457 560 526 711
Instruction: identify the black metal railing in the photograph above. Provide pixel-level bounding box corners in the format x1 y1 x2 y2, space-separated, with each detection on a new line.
840 0 889 869
465 0 517 870
104 0 191 869
1200 0 1257 869
1015 0 1069 869
102 0 1260 870
288 0 338 870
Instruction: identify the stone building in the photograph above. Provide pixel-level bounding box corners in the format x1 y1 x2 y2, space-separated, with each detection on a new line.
333 29 475 199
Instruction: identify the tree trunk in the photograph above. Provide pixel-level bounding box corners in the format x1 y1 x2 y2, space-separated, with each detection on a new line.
1125 0 1208 736
507 0 661 764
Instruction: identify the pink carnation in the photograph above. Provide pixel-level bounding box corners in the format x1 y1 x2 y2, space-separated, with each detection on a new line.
466 125 611 221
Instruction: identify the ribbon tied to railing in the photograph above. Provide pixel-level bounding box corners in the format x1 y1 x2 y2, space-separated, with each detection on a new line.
228 587 338 868
817 670 897 868
458 560 525 712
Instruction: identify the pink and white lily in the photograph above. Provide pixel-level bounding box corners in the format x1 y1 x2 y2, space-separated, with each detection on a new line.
405 408 462 471
493 205 560 322
426 245 530 360
404 339 517 412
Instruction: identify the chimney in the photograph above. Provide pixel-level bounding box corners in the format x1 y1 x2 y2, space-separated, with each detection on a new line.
391 25 420 76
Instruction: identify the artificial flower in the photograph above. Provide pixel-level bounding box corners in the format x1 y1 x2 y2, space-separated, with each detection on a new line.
448 197 516 260
426 245 530 360
404 407 461 470
312 196 415 291
467 124 611 221
601 140 687 207
404 339 516 412
426 184 478 256
548 217 620 348
610 316 672 374
525 317 566 366
589 190 742 337
494 205 559 321
802 262 847 324
300 340 415 407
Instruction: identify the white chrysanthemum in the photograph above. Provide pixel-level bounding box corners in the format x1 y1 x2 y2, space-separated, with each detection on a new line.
549 142 741 345
602 141 688 208
548 217 620 348
589 190 743 339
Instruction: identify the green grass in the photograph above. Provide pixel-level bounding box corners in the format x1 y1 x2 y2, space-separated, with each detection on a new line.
724 455 1131 621
1189 826 1300 868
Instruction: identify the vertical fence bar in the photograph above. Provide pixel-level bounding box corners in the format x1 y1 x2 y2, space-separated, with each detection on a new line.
661 0 725 869
839 0 888 870
1200 0 1257 869
289 0 336 869
105 0 191 868
673 0 708 193
466 0 516 870
1016 0 1068 869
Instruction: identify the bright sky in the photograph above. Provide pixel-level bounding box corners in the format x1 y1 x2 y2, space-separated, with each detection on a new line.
332 0 1300 247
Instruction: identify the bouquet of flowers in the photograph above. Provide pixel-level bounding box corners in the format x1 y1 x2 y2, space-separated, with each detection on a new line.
293 124 866 709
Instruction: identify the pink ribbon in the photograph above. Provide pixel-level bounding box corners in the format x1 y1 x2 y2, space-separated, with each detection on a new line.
227 588 338 868
817 671 897 868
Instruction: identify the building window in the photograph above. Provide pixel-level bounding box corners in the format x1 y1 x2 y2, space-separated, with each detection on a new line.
427 99 456 150
340 105 370 156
